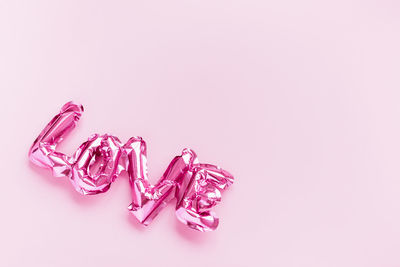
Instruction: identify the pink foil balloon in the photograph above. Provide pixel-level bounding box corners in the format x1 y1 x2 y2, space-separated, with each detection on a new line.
29 102 234 232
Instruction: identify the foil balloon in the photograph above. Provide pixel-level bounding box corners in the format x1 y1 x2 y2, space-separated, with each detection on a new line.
29 102 234 232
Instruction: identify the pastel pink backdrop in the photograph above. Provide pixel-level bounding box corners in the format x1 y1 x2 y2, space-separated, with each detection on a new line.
1 1 400 266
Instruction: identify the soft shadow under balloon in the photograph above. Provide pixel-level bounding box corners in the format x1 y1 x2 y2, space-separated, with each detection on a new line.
28 160 103 206
126 212 147 233
29 160 219 242
174 217 213 243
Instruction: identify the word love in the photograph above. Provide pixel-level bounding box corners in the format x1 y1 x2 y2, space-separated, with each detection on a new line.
29 102 234 232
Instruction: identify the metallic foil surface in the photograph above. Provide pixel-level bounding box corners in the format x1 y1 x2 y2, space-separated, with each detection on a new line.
29 102 234 232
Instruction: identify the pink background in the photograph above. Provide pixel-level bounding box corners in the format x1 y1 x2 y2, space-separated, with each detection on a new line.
1 1 400 266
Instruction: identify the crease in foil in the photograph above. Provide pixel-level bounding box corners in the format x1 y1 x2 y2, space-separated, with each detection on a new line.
29 101 234 232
